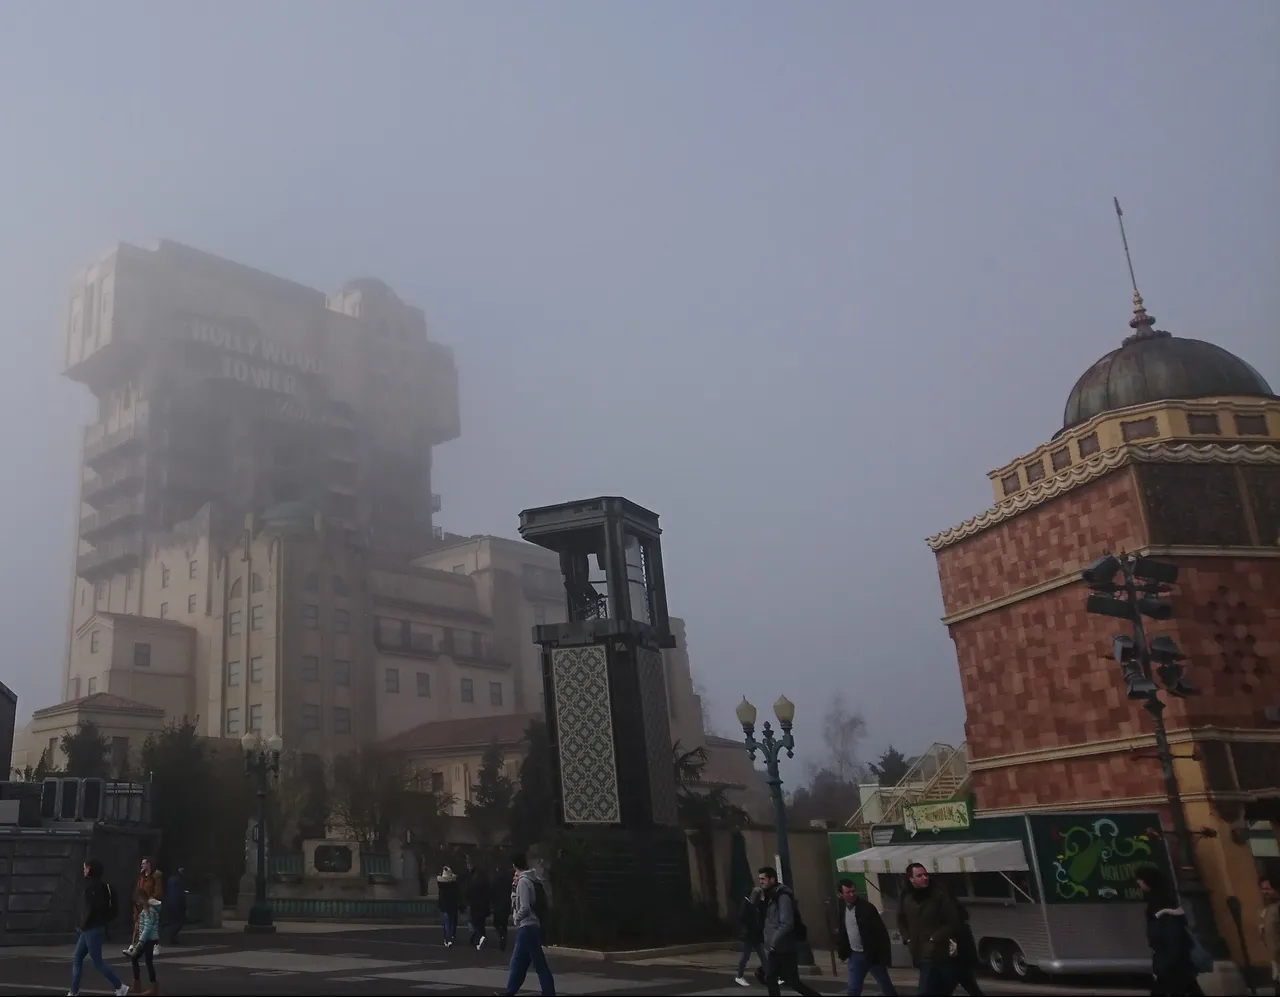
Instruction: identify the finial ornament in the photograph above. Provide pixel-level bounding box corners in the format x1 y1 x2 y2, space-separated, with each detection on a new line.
1114 200 1163 342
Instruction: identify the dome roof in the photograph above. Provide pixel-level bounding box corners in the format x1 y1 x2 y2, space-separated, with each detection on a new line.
1062 293 1274 431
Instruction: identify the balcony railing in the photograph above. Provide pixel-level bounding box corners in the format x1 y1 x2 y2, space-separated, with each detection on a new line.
83 410 148 467
82 458 145 506
77 536 143 578
80 497 144 541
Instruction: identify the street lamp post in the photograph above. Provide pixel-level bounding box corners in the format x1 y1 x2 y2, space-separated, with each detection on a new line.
1082 552 1225 957
242 732 283 934
735 694 815 968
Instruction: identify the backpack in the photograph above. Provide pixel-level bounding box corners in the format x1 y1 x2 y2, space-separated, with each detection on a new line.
103 884 119 922
532 880 550 923
1185 925 1213 974
779 887 807 942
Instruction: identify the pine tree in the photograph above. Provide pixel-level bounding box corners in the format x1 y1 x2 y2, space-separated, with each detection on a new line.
869 745 911 787
466 741 515 849
60 722 111 779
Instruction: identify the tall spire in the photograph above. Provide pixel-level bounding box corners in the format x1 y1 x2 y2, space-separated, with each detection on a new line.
1114 199 1165 343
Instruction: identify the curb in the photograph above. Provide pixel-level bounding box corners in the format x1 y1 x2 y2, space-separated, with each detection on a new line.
547 940 740 962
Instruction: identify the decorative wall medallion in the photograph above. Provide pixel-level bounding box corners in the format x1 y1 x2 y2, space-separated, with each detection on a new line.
550 645 621 824
637 647 680 826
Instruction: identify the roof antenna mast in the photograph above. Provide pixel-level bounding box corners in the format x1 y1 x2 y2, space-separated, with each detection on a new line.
1113 198 1159 341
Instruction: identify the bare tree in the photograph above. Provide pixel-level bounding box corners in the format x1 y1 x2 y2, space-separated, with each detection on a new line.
821 692 866 784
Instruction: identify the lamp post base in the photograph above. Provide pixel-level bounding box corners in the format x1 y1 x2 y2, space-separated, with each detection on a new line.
244 902 276 934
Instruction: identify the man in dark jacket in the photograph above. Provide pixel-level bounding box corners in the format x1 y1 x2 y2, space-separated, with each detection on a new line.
490 865 511 952
733 886 767 987
164 866 187 944
759 866 821 997
835 878 897 996
896 862 963 996
70 859 129 996
466 867 492 951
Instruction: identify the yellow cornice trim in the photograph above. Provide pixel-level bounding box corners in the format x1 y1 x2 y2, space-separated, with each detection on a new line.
969 727 1280 771
928 442 1280 553
941 544 1280 625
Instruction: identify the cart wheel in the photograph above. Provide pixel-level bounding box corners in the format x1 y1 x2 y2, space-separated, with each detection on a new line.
986 943 1007 977
1009 944 1031 980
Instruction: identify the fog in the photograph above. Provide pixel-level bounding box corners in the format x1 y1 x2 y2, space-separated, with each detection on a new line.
1 3 1277 776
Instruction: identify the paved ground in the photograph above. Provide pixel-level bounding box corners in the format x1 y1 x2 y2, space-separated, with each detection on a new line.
0 924 1160 996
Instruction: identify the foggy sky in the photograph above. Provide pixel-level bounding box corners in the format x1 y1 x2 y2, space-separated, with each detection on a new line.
2 3 1277 781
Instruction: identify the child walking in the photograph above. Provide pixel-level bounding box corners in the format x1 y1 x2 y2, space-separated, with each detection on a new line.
129 889 161 996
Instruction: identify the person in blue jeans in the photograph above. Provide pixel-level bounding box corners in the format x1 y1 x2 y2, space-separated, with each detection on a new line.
496 852 556 996
835 878 897 996
437 867 460 948
70 859 130 996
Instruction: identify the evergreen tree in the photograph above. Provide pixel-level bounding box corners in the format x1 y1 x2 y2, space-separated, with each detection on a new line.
60 722 111 779
869 745 911 787
466 741 515 848
509 720 556 848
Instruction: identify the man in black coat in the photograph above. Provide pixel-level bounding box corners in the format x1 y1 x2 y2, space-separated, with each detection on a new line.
835 878 897 996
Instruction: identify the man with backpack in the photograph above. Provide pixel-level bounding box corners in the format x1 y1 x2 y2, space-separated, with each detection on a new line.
70 859 130 996
494 852 556 996
759 866 821 996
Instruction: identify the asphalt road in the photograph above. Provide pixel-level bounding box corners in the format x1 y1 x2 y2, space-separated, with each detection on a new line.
0 926 1155 996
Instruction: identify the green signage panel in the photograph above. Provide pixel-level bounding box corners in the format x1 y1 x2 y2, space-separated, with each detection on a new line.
1028 811 1171 904
827 832 866 894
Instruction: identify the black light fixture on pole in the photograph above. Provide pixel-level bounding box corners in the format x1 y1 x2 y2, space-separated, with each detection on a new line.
735 694 815 968
241 732 283 934
1082 552 1224 956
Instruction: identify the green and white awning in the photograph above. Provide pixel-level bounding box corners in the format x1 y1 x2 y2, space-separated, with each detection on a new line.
836 839 1027 876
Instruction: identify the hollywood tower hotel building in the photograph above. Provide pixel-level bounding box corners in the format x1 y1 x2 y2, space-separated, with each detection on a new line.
57 240 459 739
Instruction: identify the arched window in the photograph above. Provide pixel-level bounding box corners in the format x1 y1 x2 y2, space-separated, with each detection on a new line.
229 578 243 599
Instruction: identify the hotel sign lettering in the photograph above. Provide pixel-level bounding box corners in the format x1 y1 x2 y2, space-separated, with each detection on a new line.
184 317 322 396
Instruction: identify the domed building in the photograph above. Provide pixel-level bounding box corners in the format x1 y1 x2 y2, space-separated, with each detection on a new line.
926 290 1280 970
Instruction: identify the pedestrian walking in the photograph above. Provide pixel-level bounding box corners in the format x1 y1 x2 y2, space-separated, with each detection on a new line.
834 878 896 996
1136 866 1204 996
732 885 767 987
467 867 493 951
495 852 555 996
69 859 130 996
437 867 460 948
490 865 511 952
163 867 186 945
950 902 984 996
128 889 161 996
759 866 821 996
124 858 162 959
1261 877 1279 991
896 862 962 996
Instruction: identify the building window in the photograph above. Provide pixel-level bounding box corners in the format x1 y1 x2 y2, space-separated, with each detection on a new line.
188 594 198 613
385 668 400 694
251 656 264 683
304 572 319 592
230 577 243 599
410 624 434 652
334 659 351 686
461 678 474 703
71 677 81 699
417 672 431 697
430 771 445 793
302 604 319 629
1187 412 1221 435
489 681 503 707
188 560 198 579
302 703 320 731
87 677 98 695
90 630 101 653
227 660 242 686
249 705 263 731
226 708 241 734
332 574 349 596
228 610 242 635
134 642 151 668
1235 413 1268 436
333 707 351 734
251 572 265 593
95 581 106 604
161 565 170 588
302 655 319 681
251 605 265 630
334 608 350 633
160 602 169 619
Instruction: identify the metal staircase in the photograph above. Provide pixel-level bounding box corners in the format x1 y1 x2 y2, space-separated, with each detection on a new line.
846 742 970 829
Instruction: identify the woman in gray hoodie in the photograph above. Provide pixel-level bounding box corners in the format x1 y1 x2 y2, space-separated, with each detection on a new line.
497 852 556 996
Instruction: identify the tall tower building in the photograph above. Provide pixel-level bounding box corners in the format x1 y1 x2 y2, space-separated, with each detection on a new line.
62 240 459 700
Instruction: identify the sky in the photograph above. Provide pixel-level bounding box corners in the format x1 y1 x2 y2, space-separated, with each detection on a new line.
1 3 1277 778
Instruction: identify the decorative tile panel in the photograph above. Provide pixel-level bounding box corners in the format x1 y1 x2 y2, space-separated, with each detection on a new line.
637 647 679 826
551 645 620 824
